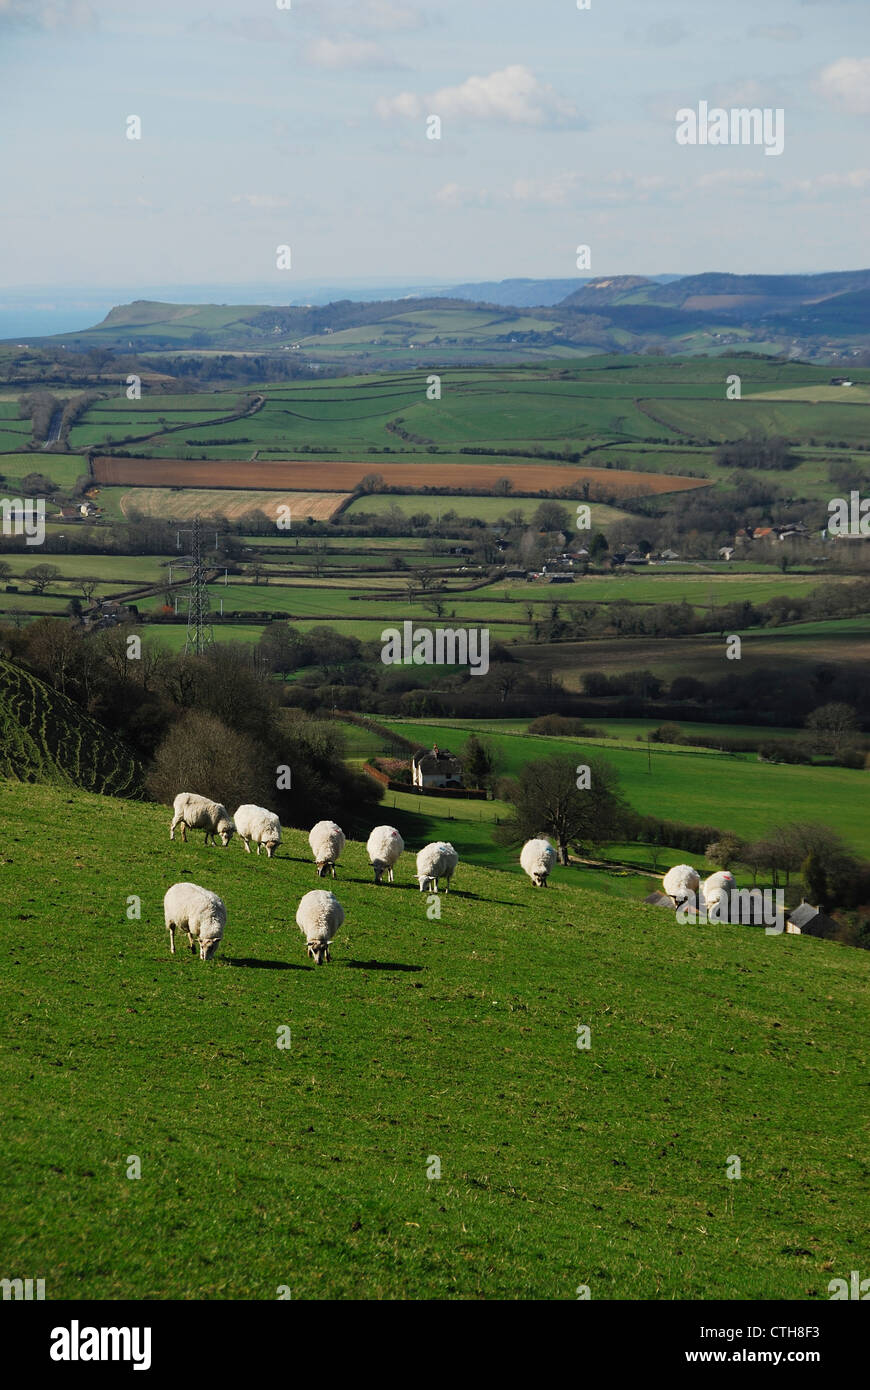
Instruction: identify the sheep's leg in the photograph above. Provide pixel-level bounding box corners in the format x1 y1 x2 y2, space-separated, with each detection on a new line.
243 838 251 854
168 924 175 954
189 932 197 955
180 822 188 843
170 814 180 841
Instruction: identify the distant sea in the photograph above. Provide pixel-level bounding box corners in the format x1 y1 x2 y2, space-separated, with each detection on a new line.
0 282 452 342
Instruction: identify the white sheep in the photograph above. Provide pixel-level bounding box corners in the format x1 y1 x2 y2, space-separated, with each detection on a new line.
163 882 225 961
702 870 737 920
170 793 235 848
416 841 459 893
296 889 344 965
366 825 404 884
662 863 700 907
520 837 557 887
308 820 345 878
234 804 281 858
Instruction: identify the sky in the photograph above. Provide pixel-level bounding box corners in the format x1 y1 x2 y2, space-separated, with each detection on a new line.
1 0 869 296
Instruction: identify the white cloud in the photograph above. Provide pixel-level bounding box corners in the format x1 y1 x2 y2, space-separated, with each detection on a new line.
695 170 767 190
434 182 492 209
816 58 870 115
792 168 870 194
377 65 582 128
231 194 291 210
306 36 401 69
0 0 95 28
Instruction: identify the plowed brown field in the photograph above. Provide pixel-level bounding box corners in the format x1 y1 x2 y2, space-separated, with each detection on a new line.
93 456 710 497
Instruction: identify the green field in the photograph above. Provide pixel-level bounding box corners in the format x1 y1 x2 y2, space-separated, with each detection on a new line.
0 780 865 1300
383 720 870 852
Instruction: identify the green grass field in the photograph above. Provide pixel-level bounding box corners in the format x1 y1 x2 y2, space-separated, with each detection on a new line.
383 720 870 851
0 780 865 1300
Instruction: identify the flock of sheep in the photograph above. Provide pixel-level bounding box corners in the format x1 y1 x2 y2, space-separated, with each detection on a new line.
661 864 737 915
162 793 561 966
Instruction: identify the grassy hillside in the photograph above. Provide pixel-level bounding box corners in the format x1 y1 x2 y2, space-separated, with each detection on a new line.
0 659 142 796
0 781 865 1300
384 719 870 852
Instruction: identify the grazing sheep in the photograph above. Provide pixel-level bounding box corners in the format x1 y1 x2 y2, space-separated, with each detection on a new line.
366 825 404 884
163 882 225 961
416 841 459 893
296 889 344 965
520 837 557 887
170 793 235 848
702 870 737 920
308 820 346 878
234 804 281 858
662 863 700 908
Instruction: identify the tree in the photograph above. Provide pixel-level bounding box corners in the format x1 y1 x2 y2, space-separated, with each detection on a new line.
533 501 570 534
804 703 860 759
0 561 12 584
588 531 609 561
463 734 496 791
79 576 100 601
146 710 274 812
705 835 744 870
497 755 627 865
802 851 830 910
24 563 61 594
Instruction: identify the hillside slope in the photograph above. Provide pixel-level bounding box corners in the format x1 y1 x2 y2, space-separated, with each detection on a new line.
0 658 142 796
0 782 864 1299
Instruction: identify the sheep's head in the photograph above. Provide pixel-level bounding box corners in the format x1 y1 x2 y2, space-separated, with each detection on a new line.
218 820 235 847
531 869 549 887
200 937 221 961
265 839 278 858
307 939 331 965
316 860 331 878
372 859 386 884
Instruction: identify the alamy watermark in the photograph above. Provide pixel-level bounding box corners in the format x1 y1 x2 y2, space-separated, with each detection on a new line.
676 102 784 156
676 888 786 935
827 491 869 537
1 497 45 546
381 621 489 676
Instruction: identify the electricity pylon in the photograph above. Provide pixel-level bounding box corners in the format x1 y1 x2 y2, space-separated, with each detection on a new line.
177 515 214 655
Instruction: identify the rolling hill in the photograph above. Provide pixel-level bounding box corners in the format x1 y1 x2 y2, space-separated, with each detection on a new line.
17 268 870 364
0 658 142 796
0 779 865 1299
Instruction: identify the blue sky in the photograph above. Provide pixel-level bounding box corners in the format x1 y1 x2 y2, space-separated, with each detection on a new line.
1 0 868 291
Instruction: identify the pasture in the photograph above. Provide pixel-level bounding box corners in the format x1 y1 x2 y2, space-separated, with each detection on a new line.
383 719 870 852
0 780 865 1300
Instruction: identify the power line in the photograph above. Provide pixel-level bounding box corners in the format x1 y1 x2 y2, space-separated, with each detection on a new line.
176 515 214 655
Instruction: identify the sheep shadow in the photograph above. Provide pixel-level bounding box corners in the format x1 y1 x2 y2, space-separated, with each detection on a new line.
221 957 310 971
343 960 424 973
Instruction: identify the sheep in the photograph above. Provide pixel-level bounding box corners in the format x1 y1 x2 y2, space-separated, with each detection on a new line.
520 837 557 887
296 889 344 965
702 870 737 921
308 820 345 878
662 863 700 908
163 882 225 961
416 841 459 893
366 825 404 884
234 804 281 858
170 793 235 848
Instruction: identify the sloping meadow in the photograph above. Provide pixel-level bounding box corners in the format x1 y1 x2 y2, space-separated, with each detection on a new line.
0 782 865 1299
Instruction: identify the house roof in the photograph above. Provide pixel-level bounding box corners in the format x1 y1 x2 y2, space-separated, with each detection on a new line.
787 903 823 928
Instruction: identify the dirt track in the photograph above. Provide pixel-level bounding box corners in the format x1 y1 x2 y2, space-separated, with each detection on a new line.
93 456 710 497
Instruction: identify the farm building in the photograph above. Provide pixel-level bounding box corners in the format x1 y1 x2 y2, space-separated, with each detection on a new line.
411 744 463 789
548 573 575 584
786 903 838 939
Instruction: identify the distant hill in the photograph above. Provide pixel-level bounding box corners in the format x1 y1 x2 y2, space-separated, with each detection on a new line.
19 268 870 364
0 658 142 796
